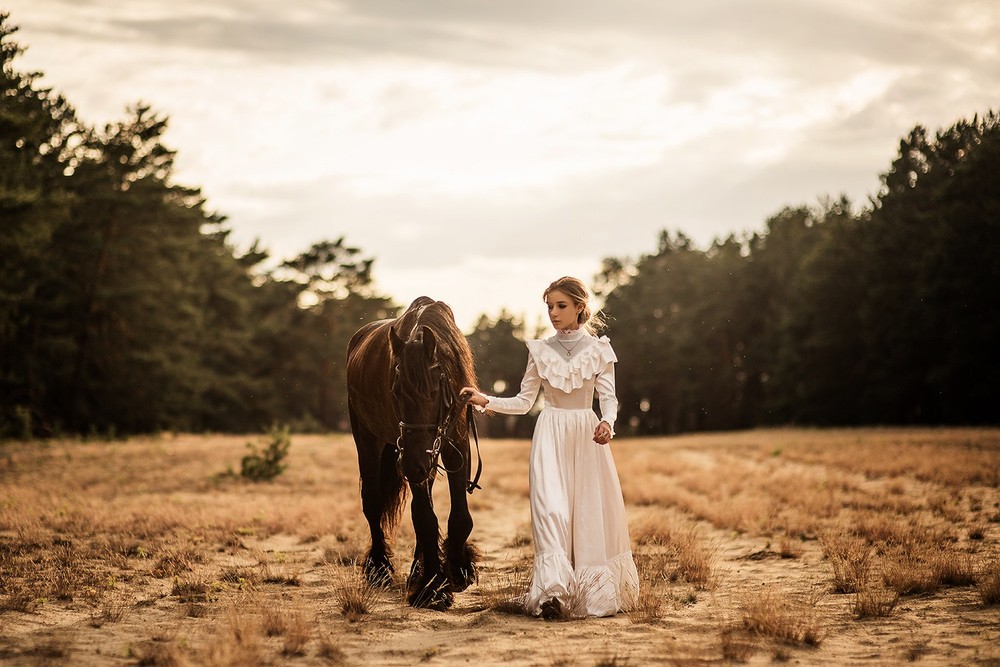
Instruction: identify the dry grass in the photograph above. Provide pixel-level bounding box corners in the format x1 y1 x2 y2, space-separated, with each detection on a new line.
260 605 314 656
476 560 531 615
674 526 719 590
151 545 203 578
719 625 757 662
979 560 1000 605
778 537 804 559
171 576 219 603
219 565 261 589
199 607 266 666
736 588 824 646
27 630 75 661
630 512 719 590
821 533 874 593
879 546 977 596
505 525 533 548
626 554 671 623
129 640 191 667
87 589 134 627
333 564 382 620
772 432 1000 487
929 550 976 587
592 650 632 666
631 512 681 547
852 583 900 618
881 552 940 596
0 429 997 665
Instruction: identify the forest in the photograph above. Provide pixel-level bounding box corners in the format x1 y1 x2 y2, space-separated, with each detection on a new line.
2 13 998 439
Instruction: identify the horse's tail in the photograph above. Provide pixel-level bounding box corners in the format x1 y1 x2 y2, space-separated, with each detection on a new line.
379 442 408 534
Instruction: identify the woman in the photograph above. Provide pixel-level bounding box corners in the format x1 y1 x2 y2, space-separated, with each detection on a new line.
462 276 639 619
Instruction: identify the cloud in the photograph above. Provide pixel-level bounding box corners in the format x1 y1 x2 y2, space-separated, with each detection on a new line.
4 0 998 325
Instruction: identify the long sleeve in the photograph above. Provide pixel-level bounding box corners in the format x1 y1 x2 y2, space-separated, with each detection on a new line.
595 360 618 435
483 354 541 415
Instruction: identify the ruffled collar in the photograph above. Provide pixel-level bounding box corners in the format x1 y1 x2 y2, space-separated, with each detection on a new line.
525 335 617 393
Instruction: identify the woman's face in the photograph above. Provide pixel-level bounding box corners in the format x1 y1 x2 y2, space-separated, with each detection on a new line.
545 289 583 330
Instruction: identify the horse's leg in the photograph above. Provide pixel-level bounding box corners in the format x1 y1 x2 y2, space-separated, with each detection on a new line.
443 451 479 592
350 403 394 587
406 480 452 610
407 542 423 590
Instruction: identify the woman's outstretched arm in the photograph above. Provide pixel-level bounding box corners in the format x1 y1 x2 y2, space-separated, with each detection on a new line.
461 355 540 415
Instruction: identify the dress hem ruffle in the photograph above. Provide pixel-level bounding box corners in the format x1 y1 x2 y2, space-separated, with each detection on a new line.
525 549 639 619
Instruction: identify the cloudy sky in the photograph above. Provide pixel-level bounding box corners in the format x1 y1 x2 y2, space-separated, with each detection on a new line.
6 0 999 330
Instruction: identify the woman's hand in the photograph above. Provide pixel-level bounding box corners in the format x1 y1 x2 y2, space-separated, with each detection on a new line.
460 387 489 408
593 421 613 445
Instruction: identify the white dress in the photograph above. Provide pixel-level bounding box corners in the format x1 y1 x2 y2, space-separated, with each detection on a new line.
484 330 639 618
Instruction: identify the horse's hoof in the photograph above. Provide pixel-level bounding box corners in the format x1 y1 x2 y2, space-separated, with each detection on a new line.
408 577 453 610
406 560 425 589
410 589 453 611
448 564 478 592
426 593 453 611
363 557 394 588
445 543 480 591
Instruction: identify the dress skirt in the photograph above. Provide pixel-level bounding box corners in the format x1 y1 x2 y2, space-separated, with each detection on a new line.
525 406 639 617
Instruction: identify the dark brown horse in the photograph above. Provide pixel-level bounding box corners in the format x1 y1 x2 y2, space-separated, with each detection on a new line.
346 297 480 610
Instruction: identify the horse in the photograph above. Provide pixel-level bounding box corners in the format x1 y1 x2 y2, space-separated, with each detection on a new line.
346 296 481 610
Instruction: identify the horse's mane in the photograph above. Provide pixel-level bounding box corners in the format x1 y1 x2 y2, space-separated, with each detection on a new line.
395 298 477 398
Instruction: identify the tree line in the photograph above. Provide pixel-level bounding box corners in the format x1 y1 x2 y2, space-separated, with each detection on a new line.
593 117 1000 433
2 14 997 438
1 15 393 437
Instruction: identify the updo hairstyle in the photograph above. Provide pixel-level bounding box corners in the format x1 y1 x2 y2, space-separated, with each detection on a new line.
543 276 606 335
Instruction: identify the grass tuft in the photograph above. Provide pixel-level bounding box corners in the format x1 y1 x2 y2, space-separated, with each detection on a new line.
130 640 191 667
317 634 348 665
978 560 1000 606
778 537 804 559
852 583 899 618
674 526 719 590
152 546 202 578
737 588 824 646
821 533 873 594
200 607 265 666
334 565 381 620
476 561 530 616
626 554 670 624
929 550 976 588
881 553 938 596
171 577 218 603
719 626 757 662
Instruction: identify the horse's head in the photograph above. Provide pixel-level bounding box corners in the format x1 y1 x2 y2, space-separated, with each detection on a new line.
390 323 453 485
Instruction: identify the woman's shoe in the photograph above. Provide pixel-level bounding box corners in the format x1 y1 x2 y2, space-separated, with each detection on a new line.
540 598 562 620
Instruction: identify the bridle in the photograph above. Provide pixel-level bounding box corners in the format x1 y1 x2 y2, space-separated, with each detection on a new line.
396 365 483 493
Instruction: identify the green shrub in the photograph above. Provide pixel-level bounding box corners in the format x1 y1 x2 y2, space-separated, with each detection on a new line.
240 425 291 482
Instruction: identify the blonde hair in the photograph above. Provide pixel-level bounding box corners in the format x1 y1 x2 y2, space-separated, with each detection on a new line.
543 276 606 335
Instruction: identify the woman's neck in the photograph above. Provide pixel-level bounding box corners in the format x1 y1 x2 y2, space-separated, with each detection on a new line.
555 327 585 342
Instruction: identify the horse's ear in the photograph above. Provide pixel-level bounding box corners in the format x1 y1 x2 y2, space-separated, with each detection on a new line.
389 324 404 355
420 325 436 361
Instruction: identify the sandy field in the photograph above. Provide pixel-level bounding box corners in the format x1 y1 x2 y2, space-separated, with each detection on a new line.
1 428 999 665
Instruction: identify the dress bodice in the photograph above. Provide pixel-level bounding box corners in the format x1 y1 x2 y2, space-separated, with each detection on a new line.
483 332 619 431
539 374 599 409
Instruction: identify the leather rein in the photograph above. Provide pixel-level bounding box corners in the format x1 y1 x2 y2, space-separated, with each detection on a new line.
396 367 483 493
